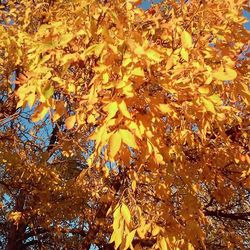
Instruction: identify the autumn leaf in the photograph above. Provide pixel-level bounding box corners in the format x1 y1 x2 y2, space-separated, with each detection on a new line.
108 132 122 160
53 101 66 122
65 115 76 129
198 86 210 94
181 30 193 49
152 224 161 236
42 83 54 99
103 102 118 120
159 237 168 250
157 104 172 114
213 66 237 81
8 212 22 225
27 93 36 108
121 203 131 226
119 129 138 149
201 97 216 113
103 72 109 83
118 100 132 119
181 48 189 61
131 67 144 77
146 48 162 62
124 229 136 250
109 225 123 249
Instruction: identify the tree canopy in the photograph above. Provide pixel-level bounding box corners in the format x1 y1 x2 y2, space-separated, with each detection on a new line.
0 0 250 249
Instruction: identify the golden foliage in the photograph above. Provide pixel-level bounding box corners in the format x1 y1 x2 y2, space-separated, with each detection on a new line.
0 0 249 249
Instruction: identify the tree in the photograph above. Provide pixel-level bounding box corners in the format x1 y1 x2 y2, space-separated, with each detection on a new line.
0 0 249 249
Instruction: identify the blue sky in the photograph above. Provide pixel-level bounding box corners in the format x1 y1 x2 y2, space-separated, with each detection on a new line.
243 10 250 29
139 0 162 9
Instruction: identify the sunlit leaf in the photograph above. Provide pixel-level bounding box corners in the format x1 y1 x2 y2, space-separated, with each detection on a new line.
146 49 162 62
201 97 216 113
119 129 138 149
108 132 122 160
181 30 193 49
213 66 237 81
121 203 131 226
118 100 132 119
65 115 76 129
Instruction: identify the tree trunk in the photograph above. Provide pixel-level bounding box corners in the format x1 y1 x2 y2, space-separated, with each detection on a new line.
6 190 27 250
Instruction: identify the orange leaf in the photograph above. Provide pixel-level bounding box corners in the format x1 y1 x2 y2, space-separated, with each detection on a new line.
65 115 76 129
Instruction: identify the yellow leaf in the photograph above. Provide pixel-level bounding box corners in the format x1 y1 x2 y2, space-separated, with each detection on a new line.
213 66 237 81
59 33 73 46
152 225 161 236
180 48 189 61
110 225 123 249
8 212 22 224
124 230 136 250
42 82 54 99
159 237 168 250
146 49 162 62
205 76 213 85
118 100 132 119
103 73 109 84
81 43 105 59
166 55 173 70
208 94 222 105
65 115 76 129
87 114 95 123
126 121 142 139
108 132 122 160
103 102 118 120
119 129 138 149
132 180 136 192
137 224 151 239
181 30 193 49
116 80 127 89
134 46 144 55
157 104 172 114
122 84 134 97
127 2 133 10
108 44 118 54
27 93 36 108
188 243 195 250
198 86 210 94
122 58 132 67
155 153 165 165
131 67 144 77
113 205 121 219
121 203 131 226
201 97 216 113
67 83 76 93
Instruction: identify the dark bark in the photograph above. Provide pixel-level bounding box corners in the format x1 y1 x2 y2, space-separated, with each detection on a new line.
204 210 250 222
6 190 27 250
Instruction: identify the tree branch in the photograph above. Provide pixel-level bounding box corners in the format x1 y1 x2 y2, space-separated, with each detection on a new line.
204 210 250 222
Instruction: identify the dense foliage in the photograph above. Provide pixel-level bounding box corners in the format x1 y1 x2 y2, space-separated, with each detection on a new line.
0 0 249 249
